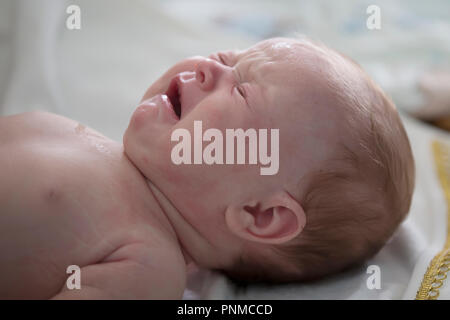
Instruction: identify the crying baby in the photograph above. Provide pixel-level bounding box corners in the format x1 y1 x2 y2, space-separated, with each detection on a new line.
0 37 414 299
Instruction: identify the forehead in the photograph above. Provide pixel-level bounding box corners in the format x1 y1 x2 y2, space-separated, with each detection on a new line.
237 38 303 61
232 38 330 82
230 38 340 113
227 39 343 116
237 38 349 141
230 40 348 183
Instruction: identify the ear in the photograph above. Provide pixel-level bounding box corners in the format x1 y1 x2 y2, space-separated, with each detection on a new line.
225 191 306 245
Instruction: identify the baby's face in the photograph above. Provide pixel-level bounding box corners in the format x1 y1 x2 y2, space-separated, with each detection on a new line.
124 38 343 251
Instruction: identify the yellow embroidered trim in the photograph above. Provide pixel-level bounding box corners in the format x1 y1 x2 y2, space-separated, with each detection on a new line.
416 140 450 300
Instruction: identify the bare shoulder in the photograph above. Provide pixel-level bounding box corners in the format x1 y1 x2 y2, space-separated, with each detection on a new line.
0 110 72 125
0 111 77 143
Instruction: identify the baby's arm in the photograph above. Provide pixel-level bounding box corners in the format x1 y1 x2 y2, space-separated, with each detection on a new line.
51 242 186 300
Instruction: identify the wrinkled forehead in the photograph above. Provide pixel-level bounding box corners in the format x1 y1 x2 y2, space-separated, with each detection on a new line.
233 38 332 85
233 39 349 181
238 38 299 62
246 38 352 137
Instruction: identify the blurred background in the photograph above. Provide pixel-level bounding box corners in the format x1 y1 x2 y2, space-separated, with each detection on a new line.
0 0 450 300
0 0 449 141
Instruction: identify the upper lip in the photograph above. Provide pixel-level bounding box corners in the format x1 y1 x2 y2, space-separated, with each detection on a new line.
165 75 183 120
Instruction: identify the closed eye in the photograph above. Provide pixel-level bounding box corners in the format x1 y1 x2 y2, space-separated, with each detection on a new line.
217 53 228 65
214 52 249 105
235 84 251 110
235 85 246 98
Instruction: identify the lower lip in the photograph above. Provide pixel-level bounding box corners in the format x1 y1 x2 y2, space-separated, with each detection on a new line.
133 94 179 125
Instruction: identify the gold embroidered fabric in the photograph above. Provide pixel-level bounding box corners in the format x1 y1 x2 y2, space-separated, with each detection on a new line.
416 140 450 300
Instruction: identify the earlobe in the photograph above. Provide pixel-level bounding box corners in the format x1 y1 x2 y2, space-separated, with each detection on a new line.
225 192 306 245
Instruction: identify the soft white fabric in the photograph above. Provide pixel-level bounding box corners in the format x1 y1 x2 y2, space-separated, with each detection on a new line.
1 0 449 300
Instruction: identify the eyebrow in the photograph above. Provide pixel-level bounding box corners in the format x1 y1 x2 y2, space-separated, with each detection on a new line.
218 50 239 67
218 51 255 109
230 51 254 82
217 49 270 111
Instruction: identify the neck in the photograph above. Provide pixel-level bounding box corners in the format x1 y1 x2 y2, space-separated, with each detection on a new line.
119 148 197 267
120 147 232 270
144 178 220 269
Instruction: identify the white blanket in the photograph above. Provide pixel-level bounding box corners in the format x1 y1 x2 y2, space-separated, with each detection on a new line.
1 0 449 300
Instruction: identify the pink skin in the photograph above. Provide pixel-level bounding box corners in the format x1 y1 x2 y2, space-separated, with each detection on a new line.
124 38 344 271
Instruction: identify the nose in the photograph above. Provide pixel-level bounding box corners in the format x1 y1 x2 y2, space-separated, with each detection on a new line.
195 58 223 91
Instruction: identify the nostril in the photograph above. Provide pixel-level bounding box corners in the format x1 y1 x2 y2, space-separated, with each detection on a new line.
195 60 216 90
196 70 205 83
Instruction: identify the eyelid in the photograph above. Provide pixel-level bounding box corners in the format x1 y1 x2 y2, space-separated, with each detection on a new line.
217 53 250 108
217 53 228 65
235 84 251 110
233 68 250 105
236 85 246 98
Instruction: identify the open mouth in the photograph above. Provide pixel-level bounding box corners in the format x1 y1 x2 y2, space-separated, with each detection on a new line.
166 78 181 120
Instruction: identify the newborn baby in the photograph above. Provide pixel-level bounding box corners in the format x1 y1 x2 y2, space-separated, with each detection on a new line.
0 37 415 299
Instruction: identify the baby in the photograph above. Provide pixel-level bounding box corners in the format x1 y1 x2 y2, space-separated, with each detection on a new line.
0 37 415 299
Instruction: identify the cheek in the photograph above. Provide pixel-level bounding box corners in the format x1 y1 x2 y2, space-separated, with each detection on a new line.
173 170 221 214
182 99 225 129
188 91 238 126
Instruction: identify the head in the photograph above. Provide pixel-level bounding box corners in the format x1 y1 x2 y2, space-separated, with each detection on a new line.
123 37 415 283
